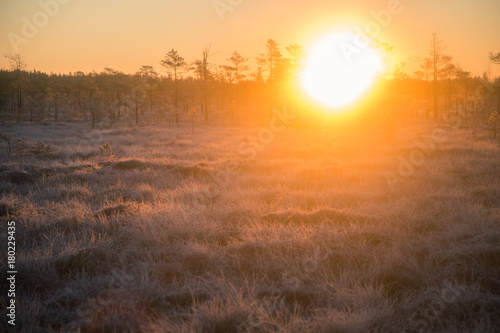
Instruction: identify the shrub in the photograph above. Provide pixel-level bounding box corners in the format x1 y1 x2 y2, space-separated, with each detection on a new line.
100 142 113 156
30 141 54 160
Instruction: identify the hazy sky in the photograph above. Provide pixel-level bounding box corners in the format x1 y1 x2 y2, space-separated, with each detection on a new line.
1 0 499 77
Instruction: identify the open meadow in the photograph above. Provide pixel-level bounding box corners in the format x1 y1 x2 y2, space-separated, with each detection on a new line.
1 118 499 332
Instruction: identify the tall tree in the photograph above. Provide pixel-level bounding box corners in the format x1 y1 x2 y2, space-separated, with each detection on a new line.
192 46 212 121
161 49 186 123
48 74 61 122
225 51 249 85
439 55 455 118
488 52 500 113
285 43 305 80
420 58 433 83
224 51 249 122
83 74 98 129
137 65 159 111
214 66 228 110
130 73 143 125
456 67 472 124
74 71 85 118
285 43 305 124
4 53 26 123
413 57 433 119
257 39 283 119
431 33 446 120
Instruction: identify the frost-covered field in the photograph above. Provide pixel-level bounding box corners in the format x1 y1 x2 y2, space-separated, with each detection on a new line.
1 121 499 332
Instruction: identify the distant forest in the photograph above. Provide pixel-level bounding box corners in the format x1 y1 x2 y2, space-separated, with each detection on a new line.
1 38 499 129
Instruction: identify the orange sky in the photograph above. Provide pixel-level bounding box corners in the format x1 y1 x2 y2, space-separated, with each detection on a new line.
1 0 499 78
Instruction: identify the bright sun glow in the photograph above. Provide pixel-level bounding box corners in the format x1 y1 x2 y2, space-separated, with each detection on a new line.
301 31 382 109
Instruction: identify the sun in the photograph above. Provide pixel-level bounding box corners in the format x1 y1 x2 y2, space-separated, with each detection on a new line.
301 31 382 109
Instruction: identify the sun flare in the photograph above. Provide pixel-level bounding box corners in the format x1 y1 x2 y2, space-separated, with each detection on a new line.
301 31 382 109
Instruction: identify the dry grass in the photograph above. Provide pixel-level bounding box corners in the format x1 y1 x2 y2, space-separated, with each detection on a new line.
0 120 499 332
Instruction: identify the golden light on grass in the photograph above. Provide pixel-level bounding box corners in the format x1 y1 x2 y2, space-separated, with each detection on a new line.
301 31 382 110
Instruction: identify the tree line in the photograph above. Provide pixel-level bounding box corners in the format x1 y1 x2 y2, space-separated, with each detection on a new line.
1 36 499 130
